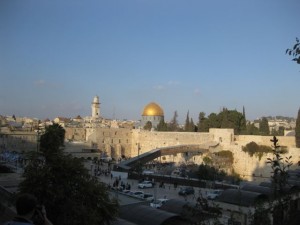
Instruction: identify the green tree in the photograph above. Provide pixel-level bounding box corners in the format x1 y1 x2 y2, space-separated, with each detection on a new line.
198 112 209 132
143 121 152 131
220 108 230 128
202 156 212 165
169 110 179 131
40 123 65 157
246 122 260 135
19 124 118 225
296 108 300 148
189 118 196 132
249 204 272 225
197 164 225 181
267 136 293 225
207 113 220 128
259 117 270 135
286 38 300 64
156 118 168 131
267 136 293 197
184 111 190 132
218 108 246 134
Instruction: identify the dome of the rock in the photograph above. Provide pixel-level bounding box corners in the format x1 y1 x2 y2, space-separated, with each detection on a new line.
142 102 164 116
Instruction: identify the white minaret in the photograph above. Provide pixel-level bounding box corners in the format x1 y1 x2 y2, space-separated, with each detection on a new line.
91 96 100 119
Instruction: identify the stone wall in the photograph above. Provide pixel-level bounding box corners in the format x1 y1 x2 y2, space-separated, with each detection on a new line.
128 129 299 182
65 127 86 141
235 135 296 148
0 131 37 152
86 127 133 159
131 129 213 157
2 126 299 182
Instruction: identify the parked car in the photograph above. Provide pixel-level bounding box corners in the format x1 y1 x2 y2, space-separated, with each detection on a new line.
178 187 195 195
150 198 169 208
138 181 153 189
143 193 154 201
128 191 144 198
142 170 155 175
206 190 223 200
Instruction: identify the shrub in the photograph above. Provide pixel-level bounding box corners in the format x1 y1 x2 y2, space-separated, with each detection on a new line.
243 141 273 159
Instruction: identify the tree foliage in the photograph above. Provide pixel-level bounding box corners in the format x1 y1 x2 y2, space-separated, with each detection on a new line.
197 112 210 132
242 141 273 159
156 118 168 131
184 111 190 131
267 136 293 197
19 124 118 225
143 121 152 131
40 123 65 157
249 204 272 225
296 108 300 148
184 111 196 132
189 118 196 132
266 136 294 225
197 108 246 134
259 117 270 135
168 110 179 131
286 38 300 64
246 122 260 135
197 164 225 181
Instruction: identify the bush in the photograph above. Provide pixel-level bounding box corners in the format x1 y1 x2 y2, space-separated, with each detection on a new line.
242 142 273 159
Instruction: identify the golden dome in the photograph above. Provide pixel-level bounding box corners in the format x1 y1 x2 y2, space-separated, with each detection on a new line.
142 102 164 116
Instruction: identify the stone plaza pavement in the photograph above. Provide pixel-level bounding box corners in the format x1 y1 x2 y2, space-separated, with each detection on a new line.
0 159 212 206
87 161 211 205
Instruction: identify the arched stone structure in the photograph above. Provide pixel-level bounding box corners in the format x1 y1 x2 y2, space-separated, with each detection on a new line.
114 141 218 171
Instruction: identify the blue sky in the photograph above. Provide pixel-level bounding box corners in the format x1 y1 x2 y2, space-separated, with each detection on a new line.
1 0 299 123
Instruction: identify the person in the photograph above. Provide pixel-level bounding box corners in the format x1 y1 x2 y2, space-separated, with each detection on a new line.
4 193 53 225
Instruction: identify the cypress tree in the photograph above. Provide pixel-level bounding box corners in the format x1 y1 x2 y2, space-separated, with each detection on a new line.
169 111 179 131
259 117 270 135
184 111 190 131
189 118 195 132
198 112 209 132
157 118 168 131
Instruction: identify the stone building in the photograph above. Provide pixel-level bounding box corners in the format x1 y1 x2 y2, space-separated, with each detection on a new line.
141 102 164 129
91 95 100 119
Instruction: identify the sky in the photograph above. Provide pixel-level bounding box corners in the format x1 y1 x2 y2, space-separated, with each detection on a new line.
1 0 300 124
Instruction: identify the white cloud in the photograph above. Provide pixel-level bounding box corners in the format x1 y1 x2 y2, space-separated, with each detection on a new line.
167 80 179 86
153 85 165 90
33 79 62 89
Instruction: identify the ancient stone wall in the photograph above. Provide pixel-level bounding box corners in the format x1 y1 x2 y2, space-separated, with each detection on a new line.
0 131 37 152
3 126 299 182
86 127 132 159
131 129 213 157
129 129 299 182
235 135 296 148
65 127 86 141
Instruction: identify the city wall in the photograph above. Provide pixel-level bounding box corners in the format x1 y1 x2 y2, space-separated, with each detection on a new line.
2 127 299 182
47 126 300 183
129 129 299 182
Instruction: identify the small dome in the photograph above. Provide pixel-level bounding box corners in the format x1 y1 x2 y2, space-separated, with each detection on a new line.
142 102 164 116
